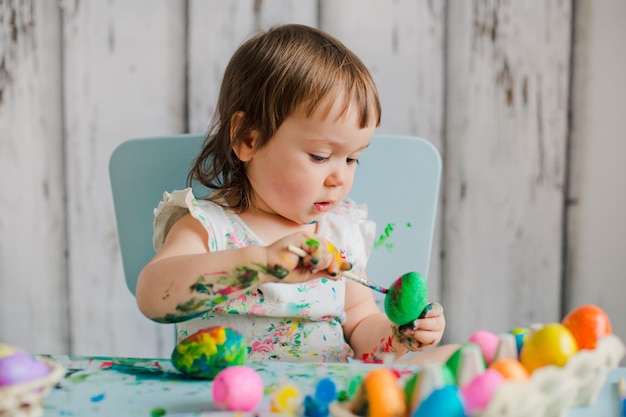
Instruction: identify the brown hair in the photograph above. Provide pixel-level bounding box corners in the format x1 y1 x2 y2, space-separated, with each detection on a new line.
188 24 381 212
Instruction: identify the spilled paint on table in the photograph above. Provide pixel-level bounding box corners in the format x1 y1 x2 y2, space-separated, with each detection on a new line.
42 354 416 416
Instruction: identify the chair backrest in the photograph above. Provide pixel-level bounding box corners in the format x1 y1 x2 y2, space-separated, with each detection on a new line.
109 134 441 302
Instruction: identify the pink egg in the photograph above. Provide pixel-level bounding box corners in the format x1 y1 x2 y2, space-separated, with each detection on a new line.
0 352 49 387
460 369 505 415
212 366 264 411
468 330 500 364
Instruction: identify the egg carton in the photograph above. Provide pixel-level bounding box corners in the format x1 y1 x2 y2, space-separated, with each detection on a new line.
478 334 625 417
329 334 625 417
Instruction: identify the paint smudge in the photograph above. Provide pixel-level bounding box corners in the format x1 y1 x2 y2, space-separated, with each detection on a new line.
374 223 396 252
90 392 105 402
150 407 166 417
373 222 413 252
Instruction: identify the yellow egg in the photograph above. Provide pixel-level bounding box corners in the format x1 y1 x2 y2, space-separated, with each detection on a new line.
519 323 578 373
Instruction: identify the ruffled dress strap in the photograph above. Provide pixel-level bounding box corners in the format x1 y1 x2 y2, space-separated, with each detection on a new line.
153 188 230 252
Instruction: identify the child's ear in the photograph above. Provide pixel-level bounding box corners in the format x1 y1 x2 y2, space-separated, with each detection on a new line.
230 111 258 162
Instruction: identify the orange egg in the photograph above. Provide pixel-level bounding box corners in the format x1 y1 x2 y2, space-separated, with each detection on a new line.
561 304 612 350
363 368 406 417
488 358 530 381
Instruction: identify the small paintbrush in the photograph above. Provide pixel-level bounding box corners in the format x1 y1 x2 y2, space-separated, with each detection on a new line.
287 244 388 294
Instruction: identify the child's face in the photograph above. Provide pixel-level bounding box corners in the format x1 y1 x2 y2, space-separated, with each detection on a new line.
242 92 376 225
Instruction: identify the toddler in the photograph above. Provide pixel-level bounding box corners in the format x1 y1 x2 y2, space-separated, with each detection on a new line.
136 23 455 364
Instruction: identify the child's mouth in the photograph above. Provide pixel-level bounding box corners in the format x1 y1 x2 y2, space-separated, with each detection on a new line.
314 202 332 212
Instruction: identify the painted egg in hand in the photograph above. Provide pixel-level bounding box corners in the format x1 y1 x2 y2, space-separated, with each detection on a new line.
384 271 428 326
171 326 246 379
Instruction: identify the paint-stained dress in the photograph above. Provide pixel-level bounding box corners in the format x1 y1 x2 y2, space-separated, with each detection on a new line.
153 188 376 362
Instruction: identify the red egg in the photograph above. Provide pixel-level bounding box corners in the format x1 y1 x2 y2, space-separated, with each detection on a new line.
561 304 612 350
0 352 50 387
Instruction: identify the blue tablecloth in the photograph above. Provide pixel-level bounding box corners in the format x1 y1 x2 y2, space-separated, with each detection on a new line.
41 355 625 417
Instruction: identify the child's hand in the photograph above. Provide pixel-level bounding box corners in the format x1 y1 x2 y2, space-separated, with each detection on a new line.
393 302 446 351
266 232 352 283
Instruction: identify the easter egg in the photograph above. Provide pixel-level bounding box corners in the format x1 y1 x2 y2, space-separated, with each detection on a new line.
460 369 505 415
509 327 529 356
468 330 500 364
519 323 578 373
314 377 337 405
412 385 466 417
363 368 406 417
212 366 263 411
171 326 246 379
561 304 612 350
488 358 529 381
384 271 428 326
271 383 302 414
0 352 50 387
0 344 18 359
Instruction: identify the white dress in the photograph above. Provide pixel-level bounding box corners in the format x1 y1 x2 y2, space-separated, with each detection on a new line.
153 188 376 362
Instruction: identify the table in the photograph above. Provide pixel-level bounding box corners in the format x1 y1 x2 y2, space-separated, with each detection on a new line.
41 355 625 417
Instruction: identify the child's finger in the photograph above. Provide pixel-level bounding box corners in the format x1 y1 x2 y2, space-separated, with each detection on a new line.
339 260 353 271
419 302 444 318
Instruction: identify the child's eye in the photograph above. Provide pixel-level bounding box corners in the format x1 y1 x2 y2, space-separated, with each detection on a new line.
347 158 360 165
310 154 328 163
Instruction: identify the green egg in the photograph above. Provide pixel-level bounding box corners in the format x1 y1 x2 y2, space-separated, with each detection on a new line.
384 271 428 326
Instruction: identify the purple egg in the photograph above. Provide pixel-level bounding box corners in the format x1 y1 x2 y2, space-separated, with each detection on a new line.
0 352 50 387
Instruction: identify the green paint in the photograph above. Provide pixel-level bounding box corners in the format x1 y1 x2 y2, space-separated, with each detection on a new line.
151 407 166 417
373 221 413 252
67 372 93 383
269 264 290 279
305 237 320 250
374 222 396 252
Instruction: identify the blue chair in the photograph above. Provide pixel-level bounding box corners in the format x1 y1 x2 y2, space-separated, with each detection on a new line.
109 134 441 303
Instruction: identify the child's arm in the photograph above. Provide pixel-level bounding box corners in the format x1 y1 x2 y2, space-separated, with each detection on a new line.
136 213 348 323
343 281 445 362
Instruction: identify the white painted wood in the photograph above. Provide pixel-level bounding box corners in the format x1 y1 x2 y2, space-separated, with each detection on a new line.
62 1 186 357
568 1 626 348
0 0 67 354
444 1 572 342
187 0 317 134
319 0 446 301
2 0 626 359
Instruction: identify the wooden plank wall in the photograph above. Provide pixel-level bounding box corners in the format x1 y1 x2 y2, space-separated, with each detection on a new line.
1 0 625 359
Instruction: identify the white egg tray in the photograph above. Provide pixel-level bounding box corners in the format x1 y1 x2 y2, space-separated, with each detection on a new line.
478 334 625 417
329 334 625 417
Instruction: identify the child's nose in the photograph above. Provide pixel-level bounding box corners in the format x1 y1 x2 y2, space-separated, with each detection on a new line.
324 164 347 187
